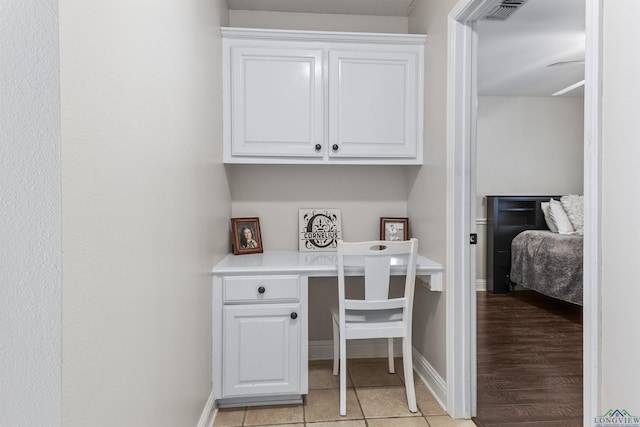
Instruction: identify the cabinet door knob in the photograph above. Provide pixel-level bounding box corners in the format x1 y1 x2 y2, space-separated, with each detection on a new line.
332 144 339 151
258 286 266 294
315 144 322 151
290 312 298 320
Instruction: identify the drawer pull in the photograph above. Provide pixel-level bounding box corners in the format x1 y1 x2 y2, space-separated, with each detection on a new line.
315 144 322 151
332 144 339 151
290 312 298 320
258 286 266 294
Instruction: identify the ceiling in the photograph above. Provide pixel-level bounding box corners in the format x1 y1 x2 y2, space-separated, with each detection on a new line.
477 0 585 97
226 0 586 97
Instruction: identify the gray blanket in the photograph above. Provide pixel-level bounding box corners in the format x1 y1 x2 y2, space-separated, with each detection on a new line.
510 230 583 305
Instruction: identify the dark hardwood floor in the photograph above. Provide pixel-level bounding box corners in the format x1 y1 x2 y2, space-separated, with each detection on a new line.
474 290 583 427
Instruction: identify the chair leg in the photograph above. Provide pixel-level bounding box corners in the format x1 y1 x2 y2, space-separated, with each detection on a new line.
387 338 395 373
332 319 339 376
339 336 347 416
402 337 417 413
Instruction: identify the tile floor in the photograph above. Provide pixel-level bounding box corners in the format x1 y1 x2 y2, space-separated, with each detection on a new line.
213 358 476 427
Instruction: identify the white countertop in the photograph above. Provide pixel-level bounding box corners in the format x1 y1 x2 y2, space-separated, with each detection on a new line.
212 250 443 290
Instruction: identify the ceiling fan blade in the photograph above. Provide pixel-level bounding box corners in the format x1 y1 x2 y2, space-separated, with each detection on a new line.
552 79 585 96
547 59 585 67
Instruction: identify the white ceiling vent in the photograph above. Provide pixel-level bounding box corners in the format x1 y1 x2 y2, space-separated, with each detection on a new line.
483 0 528 20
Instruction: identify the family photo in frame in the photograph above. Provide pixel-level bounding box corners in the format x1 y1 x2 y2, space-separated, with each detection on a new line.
380 217 409 241
231 217 263 255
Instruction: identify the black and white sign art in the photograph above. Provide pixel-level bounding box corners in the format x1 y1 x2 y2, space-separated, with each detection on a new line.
299 209 342 252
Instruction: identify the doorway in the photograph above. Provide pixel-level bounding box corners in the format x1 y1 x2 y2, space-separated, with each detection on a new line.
446 0 601 423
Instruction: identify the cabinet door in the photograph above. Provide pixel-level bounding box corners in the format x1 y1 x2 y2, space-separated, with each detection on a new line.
223 303 302 397
228 46 324 160
328 49 421 160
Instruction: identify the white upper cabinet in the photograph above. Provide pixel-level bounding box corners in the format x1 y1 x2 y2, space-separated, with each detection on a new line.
328 49 420 160
222 28 426 165
228 46 324 159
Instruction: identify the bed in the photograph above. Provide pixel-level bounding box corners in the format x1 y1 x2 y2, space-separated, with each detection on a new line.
510 230 583 305
507 195 584 305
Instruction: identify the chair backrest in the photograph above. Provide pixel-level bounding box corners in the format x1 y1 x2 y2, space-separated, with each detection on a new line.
336 238 419 314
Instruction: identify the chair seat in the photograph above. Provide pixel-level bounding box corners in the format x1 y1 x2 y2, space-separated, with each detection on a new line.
330 305 404 323
330 306 406 339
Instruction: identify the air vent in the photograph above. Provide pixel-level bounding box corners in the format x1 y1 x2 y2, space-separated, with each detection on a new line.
483 0 528 20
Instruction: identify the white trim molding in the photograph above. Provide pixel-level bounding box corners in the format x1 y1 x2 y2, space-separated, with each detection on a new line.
447 0 498 417
196 390 217 427
221 27 427 45
582 0 602 423
413 348 447 411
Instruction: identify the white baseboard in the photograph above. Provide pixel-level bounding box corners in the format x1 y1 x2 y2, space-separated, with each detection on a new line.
196 389 216 427
476 279 486 291
412 348 447 412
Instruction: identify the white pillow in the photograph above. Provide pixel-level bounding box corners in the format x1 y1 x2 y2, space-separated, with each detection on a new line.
540 201 559 233
561 195 584 235
549 199 575 234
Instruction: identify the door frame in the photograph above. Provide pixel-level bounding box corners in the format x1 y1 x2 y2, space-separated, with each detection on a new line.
445 0 602 422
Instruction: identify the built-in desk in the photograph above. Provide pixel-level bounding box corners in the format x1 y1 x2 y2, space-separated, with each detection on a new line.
211 250 443 408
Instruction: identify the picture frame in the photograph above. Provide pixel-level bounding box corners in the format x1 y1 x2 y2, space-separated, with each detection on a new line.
380 217 409 241
231 217 263 255
299 209 342 252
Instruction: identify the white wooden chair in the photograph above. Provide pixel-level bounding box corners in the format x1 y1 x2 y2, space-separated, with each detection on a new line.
330 238 419 416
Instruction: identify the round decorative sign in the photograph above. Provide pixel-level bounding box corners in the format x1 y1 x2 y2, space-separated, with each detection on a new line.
299 209 342 252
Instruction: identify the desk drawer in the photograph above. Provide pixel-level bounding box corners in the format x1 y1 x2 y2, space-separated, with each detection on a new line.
223 275 300 303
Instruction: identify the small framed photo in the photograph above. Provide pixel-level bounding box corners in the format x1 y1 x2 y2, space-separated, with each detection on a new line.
231 217 263 255
380 217 409 241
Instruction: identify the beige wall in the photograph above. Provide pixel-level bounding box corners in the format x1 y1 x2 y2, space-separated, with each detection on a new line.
601 0 640 413
407 0 459 381
1 2 61 425
475 96 584 286
59 1 230 425
230 10 408 33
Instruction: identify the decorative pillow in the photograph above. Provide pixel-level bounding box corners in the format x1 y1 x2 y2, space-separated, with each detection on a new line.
561 195 584 235
549 199 575 234
540 201 559 233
